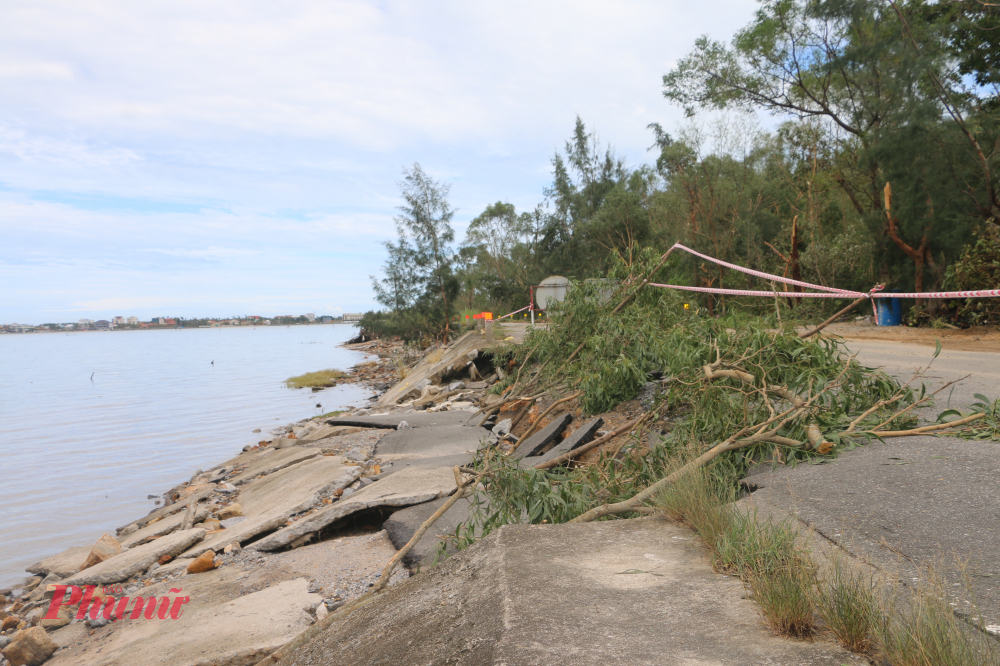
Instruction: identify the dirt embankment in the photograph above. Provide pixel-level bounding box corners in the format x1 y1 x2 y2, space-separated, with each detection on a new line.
816 321 1000 353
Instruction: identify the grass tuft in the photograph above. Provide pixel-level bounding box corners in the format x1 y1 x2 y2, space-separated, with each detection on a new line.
812 559 878 653
284 369 345 389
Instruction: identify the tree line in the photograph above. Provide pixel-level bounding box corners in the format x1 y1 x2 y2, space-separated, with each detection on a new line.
366 0 1000 341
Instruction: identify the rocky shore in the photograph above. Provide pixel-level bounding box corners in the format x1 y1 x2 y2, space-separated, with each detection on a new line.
0 328 515 666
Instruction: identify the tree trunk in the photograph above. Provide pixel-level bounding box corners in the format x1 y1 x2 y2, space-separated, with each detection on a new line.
790 215 801 306
884 182 931 311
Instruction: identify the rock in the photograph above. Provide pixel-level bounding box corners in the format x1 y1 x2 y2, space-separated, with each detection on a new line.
85 616 109 629
315 603 328 620
25 546 89 579
218 483 238 493
492 419 512 436
119 524 138 537
466 381 488 390
38 601 72 630
448 401 475 411
0 635 9 649
78 534 121 572
223 543 242 554
341 487 354 498
178 483 215 499
157 555 173 566
242 445 253 452
252 428 261 433
1 626 57 666
197 519 222 531
187 551 217 574
1 617 19 632
447 381 466 392
21 579 41 593
396 421 410 430
217 503 243 519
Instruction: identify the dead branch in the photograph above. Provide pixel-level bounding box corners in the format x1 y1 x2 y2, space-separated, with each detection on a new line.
798 296 869 339
845 413 984 438
374 466 473 591
870 374 970 431
569 358 853 523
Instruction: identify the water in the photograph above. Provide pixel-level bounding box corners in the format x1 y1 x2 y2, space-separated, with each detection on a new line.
0 324 373 588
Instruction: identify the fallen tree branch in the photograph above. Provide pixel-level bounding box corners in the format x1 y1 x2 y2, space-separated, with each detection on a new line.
374 466 473 592
798 296 869 339
870 374 970 431
844 413 984 438
569 358 852 523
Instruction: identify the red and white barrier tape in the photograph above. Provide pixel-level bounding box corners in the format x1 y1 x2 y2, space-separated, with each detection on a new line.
670 243 858 295
870 289 1000 299
649 284 864 298
663 244 1000 300
497 305 531 319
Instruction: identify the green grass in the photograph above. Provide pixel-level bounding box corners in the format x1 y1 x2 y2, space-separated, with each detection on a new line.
284 369 346 389
812 558 878 653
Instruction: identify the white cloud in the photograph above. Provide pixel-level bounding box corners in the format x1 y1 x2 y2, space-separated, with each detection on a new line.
0 0 762 323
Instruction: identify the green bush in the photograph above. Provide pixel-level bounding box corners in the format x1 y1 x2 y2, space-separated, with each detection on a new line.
944 226 1000 325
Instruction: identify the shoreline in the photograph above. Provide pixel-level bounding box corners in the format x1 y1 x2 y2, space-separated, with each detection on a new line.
0 329 504 666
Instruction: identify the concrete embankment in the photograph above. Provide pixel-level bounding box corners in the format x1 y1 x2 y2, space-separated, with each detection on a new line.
5 326 997 666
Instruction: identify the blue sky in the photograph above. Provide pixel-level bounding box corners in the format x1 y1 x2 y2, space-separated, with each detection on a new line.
1 1 760 324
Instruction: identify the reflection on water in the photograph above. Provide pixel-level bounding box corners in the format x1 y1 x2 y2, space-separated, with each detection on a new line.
0 325 372 587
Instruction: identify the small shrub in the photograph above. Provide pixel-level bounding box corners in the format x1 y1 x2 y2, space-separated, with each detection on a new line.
748 562 816 638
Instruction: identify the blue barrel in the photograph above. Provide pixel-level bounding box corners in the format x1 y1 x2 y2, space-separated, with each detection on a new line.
876 296 902 326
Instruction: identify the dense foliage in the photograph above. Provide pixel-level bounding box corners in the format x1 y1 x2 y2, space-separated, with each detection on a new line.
362 1 999 339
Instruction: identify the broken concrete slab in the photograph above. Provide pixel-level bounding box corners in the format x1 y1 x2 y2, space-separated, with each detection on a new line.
518 413 573 457
45 572 320 666
115 487 215 535
378 332 490 406
61 528 206 586
375 453 474 476
382 494 477 567
280 519 855 666
119 506 211 548
328 411 480 429
299 424 363 441
230 446 320 485
520 417 603 468
249 466 458 552
182 457 361 558
375 424 488 459
25 546 90 578
746 434 1000 629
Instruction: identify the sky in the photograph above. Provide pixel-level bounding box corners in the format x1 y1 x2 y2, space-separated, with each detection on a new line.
1 0 761 324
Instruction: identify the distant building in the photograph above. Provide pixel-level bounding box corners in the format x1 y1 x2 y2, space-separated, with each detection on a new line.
112 316 125 325
79 319 93 326
164 318 177 326
94 320 111 330
342 313 363 322
262 319 271 325
152 317 166 324
305 313 316 322
126 316 138 325
10 323 34 333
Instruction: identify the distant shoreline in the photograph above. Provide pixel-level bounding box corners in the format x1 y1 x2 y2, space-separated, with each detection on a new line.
2 322 359 334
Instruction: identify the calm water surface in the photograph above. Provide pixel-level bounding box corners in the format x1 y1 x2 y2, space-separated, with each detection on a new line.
0 325 373 588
